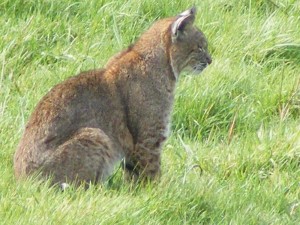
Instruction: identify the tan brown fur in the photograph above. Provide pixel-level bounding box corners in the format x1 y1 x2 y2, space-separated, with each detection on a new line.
14 7 212 187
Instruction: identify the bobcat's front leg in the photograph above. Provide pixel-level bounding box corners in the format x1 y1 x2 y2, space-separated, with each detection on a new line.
123 135 166 182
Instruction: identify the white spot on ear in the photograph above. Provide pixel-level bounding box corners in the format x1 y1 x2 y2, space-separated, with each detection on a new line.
171 16 190 37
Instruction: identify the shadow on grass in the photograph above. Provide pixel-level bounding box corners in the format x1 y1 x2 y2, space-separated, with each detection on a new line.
264 44 300 66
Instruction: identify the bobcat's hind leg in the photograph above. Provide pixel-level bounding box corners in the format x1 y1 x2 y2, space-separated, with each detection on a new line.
41 127 122 187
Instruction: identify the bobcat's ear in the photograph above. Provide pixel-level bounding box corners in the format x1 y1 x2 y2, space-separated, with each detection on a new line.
171 7 196 42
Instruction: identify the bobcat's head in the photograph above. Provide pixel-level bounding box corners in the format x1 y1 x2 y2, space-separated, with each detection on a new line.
169 7 212 79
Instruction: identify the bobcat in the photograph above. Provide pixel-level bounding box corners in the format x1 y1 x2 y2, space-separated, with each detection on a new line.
14 7 212 187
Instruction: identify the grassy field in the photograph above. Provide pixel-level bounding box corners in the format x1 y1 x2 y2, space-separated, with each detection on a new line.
1 0 300 224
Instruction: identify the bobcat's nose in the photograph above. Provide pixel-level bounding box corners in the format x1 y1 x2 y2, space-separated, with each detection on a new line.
206 54 212 65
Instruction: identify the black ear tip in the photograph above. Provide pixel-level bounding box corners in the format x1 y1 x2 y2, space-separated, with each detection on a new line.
190 6 197 14
179 7 197 17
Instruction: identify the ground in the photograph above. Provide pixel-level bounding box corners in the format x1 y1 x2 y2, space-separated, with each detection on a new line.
0 0 299 224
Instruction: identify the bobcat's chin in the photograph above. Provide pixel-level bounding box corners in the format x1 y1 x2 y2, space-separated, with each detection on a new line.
193 63 209 74
185 63 209 75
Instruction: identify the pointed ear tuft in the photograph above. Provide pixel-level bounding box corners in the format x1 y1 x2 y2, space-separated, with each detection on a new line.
171 7 196 42
179 6 197 17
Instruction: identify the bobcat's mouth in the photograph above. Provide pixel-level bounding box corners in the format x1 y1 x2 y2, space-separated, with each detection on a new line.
192 63 208 74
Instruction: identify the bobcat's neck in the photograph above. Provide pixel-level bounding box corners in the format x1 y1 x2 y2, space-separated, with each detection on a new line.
132 18 177 81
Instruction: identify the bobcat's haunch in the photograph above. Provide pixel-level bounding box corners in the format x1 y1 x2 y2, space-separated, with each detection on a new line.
14 7 212 187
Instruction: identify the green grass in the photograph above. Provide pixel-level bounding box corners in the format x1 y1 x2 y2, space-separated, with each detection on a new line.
1 0 300 224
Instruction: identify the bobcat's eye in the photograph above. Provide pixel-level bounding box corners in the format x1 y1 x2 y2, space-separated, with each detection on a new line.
197 44 204 52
